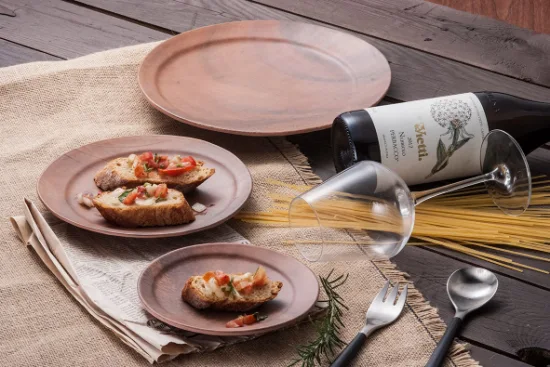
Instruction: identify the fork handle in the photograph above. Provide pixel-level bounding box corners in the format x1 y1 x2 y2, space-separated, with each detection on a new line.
425 317 463 367
330 332 367 367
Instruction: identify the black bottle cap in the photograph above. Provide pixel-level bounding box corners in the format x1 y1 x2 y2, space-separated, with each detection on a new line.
331 110 375 172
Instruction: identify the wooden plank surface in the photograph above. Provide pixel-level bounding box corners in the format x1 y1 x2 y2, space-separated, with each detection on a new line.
394 246 550 357
418 244 550 290
429 0 550 34
0 39 62 67
73 0 550 105
0 0 168 59
254 0 550 88
2 1 550 366
66 0 234 31
69 0 305 30
468 346 531 367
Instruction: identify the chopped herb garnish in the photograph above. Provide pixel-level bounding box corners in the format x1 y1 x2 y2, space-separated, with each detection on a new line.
253 312 268 322
221 278 238 295
118 189 134 203
155 197 167 203
226 277 239 297
144 163 154 173
176 163 183 168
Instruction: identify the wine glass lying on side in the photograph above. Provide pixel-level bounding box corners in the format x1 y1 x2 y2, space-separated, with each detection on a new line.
289 130 531 262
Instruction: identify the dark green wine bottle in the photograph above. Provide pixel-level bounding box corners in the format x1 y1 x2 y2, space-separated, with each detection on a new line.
332 92 550 185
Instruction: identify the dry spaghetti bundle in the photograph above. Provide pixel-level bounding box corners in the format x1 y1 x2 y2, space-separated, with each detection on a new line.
235 178 550 273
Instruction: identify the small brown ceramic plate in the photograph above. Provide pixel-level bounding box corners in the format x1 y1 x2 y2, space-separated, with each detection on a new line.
37 135 252 238
138 243 319 336
139 20 391 136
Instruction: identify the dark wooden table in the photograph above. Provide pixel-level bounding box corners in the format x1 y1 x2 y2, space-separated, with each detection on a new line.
1 1 549 366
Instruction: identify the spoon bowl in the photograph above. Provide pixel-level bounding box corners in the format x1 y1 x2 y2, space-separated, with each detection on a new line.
425 267 498 367
447 267 499 319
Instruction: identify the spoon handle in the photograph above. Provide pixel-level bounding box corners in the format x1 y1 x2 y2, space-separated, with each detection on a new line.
425 317 463 367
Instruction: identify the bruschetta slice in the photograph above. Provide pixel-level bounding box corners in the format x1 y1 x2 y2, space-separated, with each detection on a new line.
94 152 215 192
93 183 195 227
182 266 283 312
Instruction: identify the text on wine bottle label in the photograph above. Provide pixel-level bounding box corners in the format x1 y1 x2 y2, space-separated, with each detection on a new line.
367 93 489 185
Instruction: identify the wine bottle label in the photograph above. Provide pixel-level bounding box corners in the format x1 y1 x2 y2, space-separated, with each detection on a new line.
368 93 489 185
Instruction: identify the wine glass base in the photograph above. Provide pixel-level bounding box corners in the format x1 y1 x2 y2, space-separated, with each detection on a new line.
481 130 531 216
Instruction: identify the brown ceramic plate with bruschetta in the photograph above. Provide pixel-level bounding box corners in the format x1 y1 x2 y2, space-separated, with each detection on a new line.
37 135 252 238
138 243 320 336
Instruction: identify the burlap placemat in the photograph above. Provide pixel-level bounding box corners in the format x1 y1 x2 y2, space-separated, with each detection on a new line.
0 42 479 367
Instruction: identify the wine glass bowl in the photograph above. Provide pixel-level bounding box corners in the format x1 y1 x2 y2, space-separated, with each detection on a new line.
289 161 415 261
289 130 531 262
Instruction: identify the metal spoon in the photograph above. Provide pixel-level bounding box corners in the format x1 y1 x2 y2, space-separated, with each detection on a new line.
425 267 498 367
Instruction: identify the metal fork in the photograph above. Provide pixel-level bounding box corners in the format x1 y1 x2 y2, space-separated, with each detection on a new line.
330 281 409 367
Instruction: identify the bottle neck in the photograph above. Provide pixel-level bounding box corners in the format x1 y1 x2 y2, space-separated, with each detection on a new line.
475 91 550 121
475 92 550 154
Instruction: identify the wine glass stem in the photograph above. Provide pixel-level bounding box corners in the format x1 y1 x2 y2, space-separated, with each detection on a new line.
412 169 498 206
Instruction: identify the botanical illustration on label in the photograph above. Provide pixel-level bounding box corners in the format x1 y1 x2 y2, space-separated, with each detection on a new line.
368 93 489 185
427 98 475 179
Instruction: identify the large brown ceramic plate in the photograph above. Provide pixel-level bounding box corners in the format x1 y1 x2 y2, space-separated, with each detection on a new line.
37 135 252 238
138 243 319 336
139 20 391 136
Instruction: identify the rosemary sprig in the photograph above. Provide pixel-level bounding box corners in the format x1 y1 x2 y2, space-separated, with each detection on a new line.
289 270 349 367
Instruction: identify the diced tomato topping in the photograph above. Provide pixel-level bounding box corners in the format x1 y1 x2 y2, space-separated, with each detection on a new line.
133 153 197 176
242 314 257 325
234 278 254 294
236 281 254 295
214 271 230 286
158 166 193 176
137 152 168 170
154 183 168 198
136 186 148 199
202 271 216 282
123 190 138 205
253 266 268 287
141 152 161 169
225 318 243 328
181 156 197 167
157 156 170 169
139 152 154 162
225 313 265 328
134 163 147 178
158 156 197 176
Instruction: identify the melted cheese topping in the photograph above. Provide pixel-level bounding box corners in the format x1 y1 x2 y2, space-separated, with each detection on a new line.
103 184 179 207
199 272 254 300
202 278 226 298
232 272 253 284
101 188 126 206
135 197 156 206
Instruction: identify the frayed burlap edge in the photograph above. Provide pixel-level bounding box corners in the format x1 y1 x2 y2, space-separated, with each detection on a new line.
268 137 480 367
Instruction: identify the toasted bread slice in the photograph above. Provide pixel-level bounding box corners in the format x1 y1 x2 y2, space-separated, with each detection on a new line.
94 157 215 192
93 188 195 227
182 276 283 312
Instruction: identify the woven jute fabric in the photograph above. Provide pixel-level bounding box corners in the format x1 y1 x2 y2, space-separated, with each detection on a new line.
0 42 479 367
